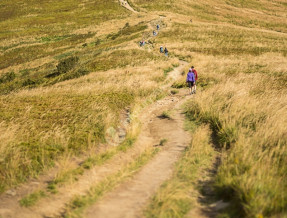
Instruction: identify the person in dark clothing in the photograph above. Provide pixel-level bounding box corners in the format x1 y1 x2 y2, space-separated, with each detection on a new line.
164 47 168 56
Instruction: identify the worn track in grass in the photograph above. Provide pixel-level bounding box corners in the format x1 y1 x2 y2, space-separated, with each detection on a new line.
84 88 192 218
0 62 188 218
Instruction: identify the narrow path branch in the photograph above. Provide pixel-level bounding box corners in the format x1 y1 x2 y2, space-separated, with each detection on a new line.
118 0 138 13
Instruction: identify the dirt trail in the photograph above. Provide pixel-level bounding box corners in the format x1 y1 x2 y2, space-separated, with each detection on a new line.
119 0 138 13
83 90 191 218
0 62 188 218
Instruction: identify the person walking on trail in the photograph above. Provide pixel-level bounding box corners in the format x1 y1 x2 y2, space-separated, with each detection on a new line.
186 69 195 95
164 47 168 56
156 24 160 30
160 46 164 53
190 66 198 93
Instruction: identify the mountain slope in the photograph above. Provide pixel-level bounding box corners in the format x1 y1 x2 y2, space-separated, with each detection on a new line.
0 0 286 217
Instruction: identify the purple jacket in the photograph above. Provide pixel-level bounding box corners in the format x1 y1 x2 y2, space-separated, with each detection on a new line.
186 71 195 82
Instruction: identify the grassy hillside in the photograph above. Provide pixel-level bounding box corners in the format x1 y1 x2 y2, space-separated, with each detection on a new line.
131 0 287 217
0 0 286 217
0 0 175 191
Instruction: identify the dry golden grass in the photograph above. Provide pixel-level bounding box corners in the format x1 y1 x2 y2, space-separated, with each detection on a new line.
140 1 287 214
0 0 177 190
0 50 177 192
0 0 286 216
184 52 287 216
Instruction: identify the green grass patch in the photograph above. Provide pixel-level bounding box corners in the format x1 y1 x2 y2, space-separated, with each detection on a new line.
81 150 116 170
170 89 179 95
54 51 75 60
132 0 175 11
40 35 71 43
163 67 173 77
171 80 186 89
0 55 89 94
117 137 136 152
0 33 93 70
159 138 168 146
82 137 136 169
159 111 172 120
106 22 147 40
0 72 16 84
88 49 162 72
20 190 46 207
47 167 85 194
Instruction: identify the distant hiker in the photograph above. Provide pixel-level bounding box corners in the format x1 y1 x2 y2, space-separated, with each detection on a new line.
186 69 195 95
153 30 157 36
160 46 164 53
190 66 198 93
156 24 160 30
164 47 168 56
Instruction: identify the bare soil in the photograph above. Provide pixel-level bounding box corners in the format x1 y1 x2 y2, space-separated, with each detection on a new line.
84 89 192 218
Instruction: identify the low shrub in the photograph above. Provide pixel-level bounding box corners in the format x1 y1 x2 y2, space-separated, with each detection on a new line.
56 56 79 74
0 72 16 84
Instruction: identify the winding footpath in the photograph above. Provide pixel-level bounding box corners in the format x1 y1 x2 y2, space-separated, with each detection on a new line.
0 1 216 217
0 62 189 218
119 0 138 13
84 89 191 218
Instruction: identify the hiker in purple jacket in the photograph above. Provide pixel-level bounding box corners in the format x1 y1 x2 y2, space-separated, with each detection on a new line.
186 69 195 95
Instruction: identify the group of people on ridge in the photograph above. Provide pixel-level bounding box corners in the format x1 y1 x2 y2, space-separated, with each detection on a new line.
140 24 160 47
160 46 168 56
186 66 198 95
